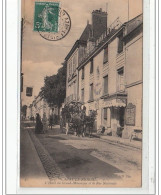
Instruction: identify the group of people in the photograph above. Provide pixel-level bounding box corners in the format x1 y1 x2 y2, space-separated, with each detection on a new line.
35 113 55 134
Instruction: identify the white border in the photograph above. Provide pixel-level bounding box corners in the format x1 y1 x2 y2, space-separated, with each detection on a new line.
3 0 157 194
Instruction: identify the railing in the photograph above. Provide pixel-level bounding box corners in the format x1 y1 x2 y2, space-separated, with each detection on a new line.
79 17 122 65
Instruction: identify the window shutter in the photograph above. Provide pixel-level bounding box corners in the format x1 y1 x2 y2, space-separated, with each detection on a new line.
103 46 108 64
118 33 123 53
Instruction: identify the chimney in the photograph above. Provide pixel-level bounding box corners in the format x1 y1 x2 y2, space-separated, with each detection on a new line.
91 8 107 39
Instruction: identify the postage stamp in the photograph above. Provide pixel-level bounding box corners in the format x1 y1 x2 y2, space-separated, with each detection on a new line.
34 1 71 41
34 2 60 32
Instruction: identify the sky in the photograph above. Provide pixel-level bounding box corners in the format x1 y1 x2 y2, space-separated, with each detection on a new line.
21 0 142 106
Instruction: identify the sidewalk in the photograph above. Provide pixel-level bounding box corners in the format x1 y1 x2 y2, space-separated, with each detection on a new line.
91 133 142 150
47 125 142 150
20 124 49 187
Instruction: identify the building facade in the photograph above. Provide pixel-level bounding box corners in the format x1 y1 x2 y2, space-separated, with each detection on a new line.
65 10 143 138
65 9 107 104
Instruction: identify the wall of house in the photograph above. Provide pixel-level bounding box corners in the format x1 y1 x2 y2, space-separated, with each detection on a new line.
66 49 78 100
108 38 118 94
123 32 143 138
125 34 143 86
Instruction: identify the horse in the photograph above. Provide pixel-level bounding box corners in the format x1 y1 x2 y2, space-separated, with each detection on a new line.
83 111 97 137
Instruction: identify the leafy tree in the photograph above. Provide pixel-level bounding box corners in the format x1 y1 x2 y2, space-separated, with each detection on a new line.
40 65 66 111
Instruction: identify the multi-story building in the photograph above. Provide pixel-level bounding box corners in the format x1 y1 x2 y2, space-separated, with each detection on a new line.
29 93 51 119
79 14 143 138
65 9 107 104
64 9 143 138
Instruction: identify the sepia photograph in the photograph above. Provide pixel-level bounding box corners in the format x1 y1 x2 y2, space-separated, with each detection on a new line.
20 0 143 188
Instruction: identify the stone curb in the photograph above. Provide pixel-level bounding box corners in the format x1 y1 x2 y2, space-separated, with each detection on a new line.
28 130 67 180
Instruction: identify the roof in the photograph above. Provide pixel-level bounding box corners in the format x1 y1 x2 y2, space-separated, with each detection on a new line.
64 40 86 61
79 24 92 41
77 14 143 69
64 24 92 61
124 14 143 37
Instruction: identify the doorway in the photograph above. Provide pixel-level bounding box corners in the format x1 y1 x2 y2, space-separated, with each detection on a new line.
118 107 125 127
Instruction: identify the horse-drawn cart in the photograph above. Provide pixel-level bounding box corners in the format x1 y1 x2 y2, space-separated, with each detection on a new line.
61 101 97 137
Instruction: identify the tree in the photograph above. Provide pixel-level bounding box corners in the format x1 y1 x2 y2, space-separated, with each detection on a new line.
40 64 66 111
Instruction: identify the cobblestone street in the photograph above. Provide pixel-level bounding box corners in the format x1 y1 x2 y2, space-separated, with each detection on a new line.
21 122 142 187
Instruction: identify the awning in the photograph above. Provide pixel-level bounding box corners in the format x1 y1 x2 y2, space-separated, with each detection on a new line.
103 99 126 108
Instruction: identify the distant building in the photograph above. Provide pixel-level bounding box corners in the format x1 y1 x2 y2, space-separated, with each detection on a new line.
64 10 143 138
29 93 51 119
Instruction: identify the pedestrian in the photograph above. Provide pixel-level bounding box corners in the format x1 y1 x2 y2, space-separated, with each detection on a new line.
42 113 48 133
49 114 54 129
59 115 63 133
35 113 43 134
65 121 69 135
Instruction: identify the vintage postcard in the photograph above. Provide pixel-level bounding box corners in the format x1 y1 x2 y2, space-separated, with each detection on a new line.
20 0 143 188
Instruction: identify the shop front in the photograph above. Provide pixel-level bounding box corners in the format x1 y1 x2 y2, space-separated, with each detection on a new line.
102 94 127 137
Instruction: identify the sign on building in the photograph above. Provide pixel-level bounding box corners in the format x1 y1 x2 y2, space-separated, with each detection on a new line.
125 103 136 126
26 87 33 97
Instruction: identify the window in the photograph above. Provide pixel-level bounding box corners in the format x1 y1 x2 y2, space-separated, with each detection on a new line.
82 67 84 79
73 54 77 72
117 67 125 91
90 59 94 74
103 75 108 95
68 61 72 76
118 32 123 53
104 108 107 120
102 108 111 127
89 83 94 100
81 88 84 102
103 45 108 63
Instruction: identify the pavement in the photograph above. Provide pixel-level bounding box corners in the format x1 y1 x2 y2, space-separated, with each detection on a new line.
20 122 49 187
59 125 142 150
20 121 142 187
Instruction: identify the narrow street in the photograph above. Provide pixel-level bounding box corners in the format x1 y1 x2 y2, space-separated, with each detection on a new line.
20 122 142 187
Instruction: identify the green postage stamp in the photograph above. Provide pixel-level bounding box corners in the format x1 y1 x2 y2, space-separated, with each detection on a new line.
34 1 60 32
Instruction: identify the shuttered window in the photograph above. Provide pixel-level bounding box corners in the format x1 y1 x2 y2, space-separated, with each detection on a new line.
82 67 85 79
103 75 108 95
90 59 94 74
117 67 125 91
89 83 94 100
104 108 107 120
